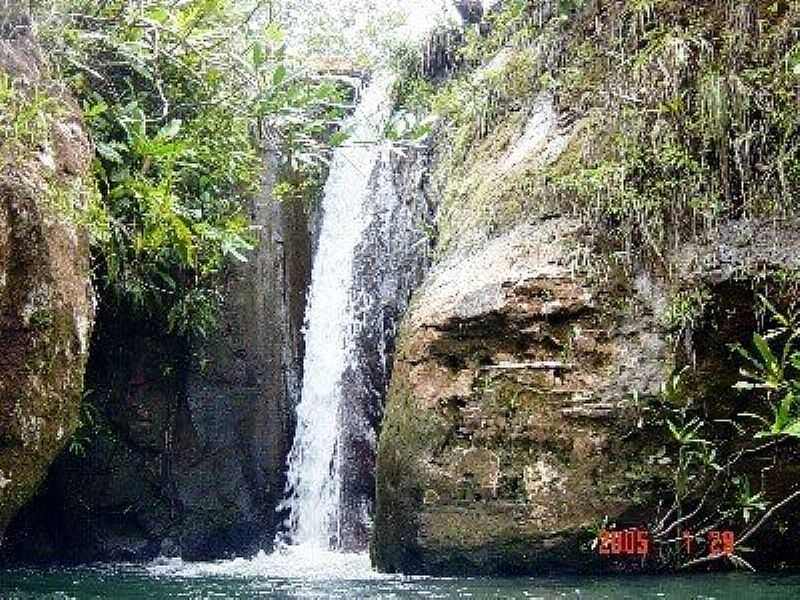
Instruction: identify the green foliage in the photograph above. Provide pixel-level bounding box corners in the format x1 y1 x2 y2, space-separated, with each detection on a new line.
385 39 440 145
545 1 800 254
645 295 800 567
0 71 62 161
735 297 800 439
387 0 556 158
662 287 713 333
33 0 344 336
68 392 105 457
460 0 535 65
659 368 716 500
396 0 800 258
733 476 768 524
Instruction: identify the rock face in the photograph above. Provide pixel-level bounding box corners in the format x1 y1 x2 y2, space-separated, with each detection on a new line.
1 146 314 562
373 87 800 573
0 34 95 541
337 147 436 549
373 217 672 574
374 218 800 575
371 94 658 574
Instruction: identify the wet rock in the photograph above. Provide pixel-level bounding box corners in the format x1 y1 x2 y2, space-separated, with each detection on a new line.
373 217 667 575
337 145 436 551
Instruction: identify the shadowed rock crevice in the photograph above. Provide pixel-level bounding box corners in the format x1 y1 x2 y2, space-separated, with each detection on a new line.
1 145 315 563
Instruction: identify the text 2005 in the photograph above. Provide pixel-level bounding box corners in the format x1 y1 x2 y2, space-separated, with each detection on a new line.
598 528 650 556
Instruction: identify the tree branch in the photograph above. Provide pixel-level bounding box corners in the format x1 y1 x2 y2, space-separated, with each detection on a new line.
737 488 800 547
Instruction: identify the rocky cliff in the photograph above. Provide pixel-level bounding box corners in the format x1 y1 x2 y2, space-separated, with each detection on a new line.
374 0 800 575
373 111 674 575
0 31 95 541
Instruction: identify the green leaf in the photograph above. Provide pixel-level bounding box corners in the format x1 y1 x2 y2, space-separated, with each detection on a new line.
782 419 800 438
272 65 288 86
774 392 796 433
758 294 790 327
156 270 176 290
84 100 109 119
158 119 183 140
264 23 286 45
96 141 124 164
109 166 131 184
252 42 266 68
146 6 170 24
733 343 764 371
754 334 778 368
667 418 681 442
329 130 350 147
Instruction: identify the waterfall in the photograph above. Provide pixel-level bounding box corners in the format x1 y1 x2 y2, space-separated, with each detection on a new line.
276 74 395 550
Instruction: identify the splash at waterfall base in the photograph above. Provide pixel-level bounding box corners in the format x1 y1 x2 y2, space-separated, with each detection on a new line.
149 546 380 580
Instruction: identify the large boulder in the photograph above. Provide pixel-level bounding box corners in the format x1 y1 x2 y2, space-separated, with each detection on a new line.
0 33 95 541
373 217 672 574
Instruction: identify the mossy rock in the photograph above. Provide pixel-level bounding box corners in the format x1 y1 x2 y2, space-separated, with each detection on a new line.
0 35 95 538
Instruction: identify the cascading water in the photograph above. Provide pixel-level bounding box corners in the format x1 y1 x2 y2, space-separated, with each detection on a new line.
276 74 396 551
149 2 460 579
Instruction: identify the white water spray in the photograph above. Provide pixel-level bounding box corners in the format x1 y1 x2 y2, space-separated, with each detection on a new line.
276 75 395 549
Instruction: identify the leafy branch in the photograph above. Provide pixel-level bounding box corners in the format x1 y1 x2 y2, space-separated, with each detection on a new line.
30 0 349 335
649 296 800 571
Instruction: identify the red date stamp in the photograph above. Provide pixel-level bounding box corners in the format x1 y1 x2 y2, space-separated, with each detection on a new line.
683 529 736 557
598 528 736 558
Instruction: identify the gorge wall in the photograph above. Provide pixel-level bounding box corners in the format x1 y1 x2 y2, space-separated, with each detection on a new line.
1 115 439 563
1 144 314 562
373 0 800 575
2 0 800 576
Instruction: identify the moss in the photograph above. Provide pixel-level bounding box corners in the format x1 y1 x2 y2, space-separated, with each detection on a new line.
28 308 54 331
433 109 534 253
1 304 86 532
0 73 61 156
401 0 800 266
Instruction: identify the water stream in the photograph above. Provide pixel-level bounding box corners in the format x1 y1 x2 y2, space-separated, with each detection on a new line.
3 563 800 599
276 74 395 553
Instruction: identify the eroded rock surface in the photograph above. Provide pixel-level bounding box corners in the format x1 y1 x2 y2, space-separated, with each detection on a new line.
373 218 671 574
373 83 800 575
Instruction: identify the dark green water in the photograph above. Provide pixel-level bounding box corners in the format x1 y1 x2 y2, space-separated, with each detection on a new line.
1 563 800 600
